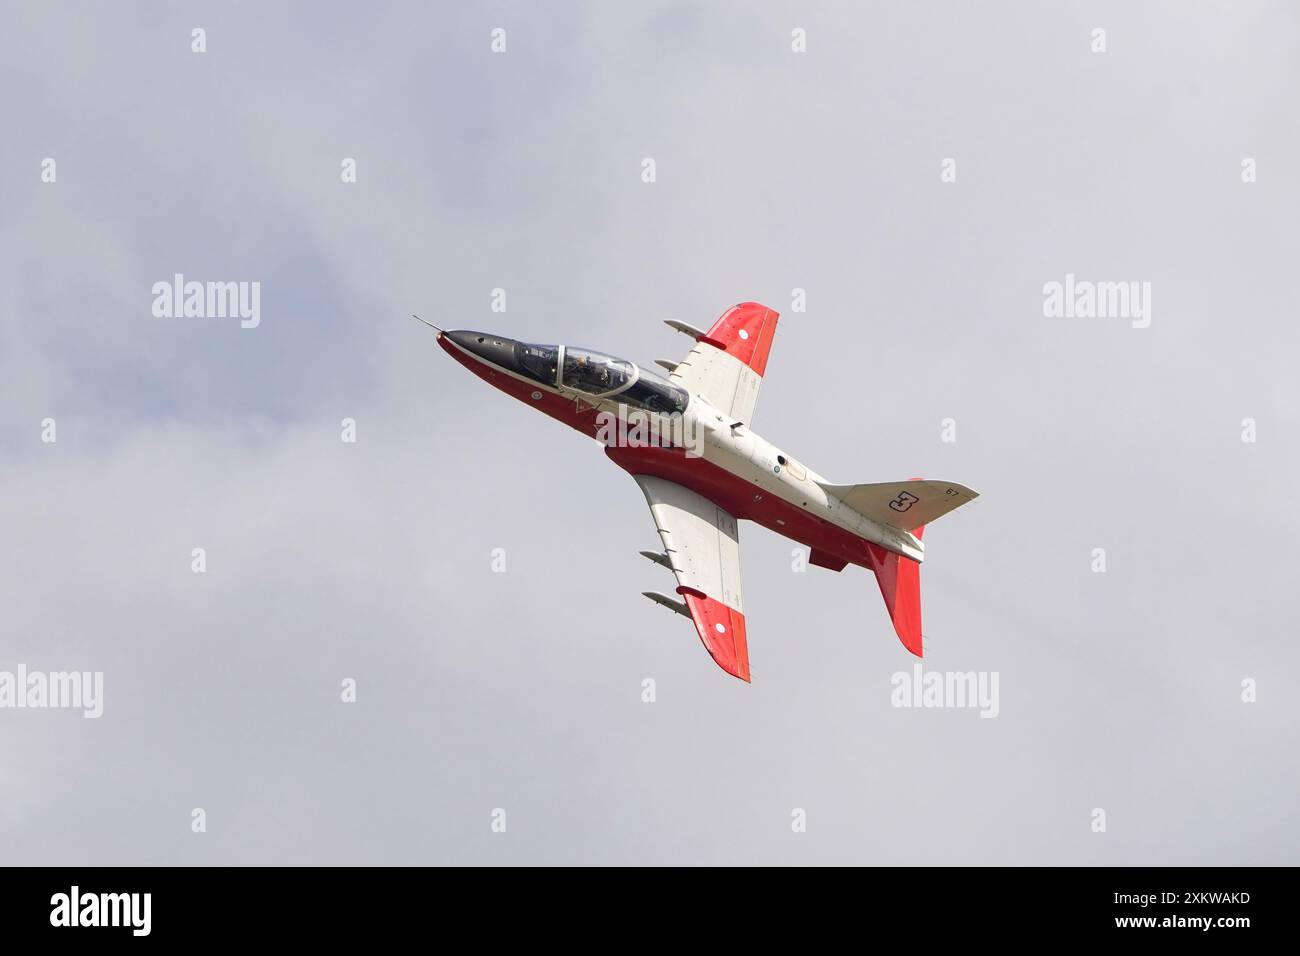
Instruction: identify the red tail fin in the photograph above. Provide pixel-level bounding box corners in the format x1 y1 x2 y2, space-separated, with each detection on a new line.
867 524 924 656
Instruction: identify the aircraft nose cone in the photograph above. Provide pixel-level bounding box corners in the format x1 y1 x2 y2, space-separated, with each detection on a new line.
444 330 520 371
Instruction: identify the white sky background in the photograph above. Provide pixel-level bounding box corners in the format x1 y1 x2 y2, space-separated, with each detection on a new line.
1 1 1297 864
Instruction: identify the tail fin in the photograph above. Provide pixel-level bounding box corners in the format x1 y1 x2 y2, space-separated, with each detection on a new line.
868 526 925 656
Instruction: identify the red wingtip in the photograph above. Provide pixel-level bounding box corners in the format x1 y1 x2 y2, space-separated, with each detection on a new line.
677 588 751 681
702 302 780 377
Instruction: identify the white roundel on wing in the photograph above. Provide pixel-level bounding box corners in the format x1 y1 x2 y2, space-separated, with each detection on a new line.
715 622 726 633
738 329 750 340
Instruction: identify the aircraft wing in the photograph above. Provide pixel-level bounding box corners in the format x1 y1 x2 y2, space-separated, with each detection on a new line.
666 302 779 425
634 475 750 682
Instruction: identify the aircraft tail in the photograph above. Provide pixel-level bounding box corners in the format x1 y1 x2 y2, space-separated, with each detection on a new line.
827 478 977 657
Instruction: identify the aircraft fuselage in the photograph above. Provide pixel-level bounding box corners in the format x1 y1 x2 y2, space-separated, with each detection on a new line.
438 330 923 572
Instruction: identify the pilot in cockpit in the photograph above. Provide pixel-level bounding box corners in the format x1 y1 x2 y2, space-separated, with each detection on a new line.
578 354 610 389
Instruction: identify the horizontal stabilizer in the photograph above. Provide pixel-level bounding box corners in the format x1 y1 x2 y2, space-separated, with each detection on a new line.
821 479 978 533
642 591 690 618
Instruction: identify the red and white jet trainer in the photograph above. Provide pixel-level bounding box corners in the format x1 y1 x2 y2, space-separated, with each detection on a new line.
435 302 978 682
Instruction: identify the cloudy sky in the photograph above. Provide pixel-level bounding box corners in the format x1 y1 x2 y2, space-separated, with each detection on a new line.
1 1 1297 865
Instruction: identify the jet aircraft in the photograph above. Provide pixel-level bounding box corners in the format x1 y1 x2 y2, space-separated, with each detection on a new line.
433 303 978 681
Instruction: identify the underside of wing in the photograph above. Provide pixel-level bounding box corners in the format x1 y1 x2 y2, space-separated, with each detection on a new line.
634 475 750 681
667 302 778 425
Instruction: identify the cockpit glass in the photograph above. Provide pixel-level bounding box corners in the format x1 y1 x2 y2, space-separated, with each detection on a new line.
518 342 558 385
523 341 690 414
561 348 634 396
620 366 689 415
